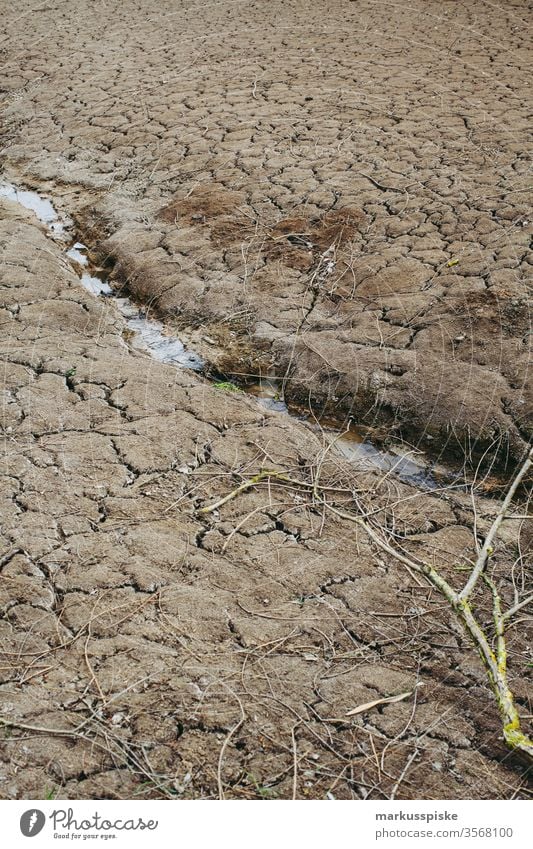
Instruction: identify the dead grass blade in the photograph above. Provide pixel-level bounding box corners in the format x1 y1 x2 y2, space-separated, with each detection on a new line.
345 689 415 717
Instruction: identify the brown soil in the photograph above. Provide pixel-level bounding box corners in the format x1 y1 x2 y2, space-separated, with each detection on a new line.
0 0 531 800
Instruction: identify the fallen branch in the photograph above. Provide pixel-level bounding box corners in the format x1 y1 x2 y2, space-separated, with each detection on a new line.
198 470 289 514
460 446 532 601
202 447 533 762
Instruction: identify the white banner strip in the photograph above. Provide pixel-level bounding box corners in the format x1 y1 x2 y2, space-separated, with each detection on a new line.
1 799 531 849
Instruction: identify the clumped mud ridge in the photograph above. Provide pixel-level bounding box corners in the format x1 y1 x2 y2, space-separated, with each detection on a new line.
0 0 531 800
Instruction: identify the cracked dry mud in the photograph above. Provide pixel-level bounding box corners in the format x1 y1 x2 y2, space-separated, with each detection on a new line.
0 0 531 800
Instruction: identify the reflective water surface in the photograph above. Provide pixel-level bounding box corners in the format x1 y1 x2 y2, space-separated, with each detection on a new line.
1 178 448 488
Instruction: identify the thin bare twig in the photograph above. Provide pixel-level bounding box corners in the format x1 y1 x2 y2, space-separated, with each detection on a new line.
460 446 532 601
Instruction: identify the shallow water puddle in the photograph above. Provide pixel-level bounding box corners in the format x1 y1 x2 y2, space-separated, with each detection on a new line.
71 244 202 368
80 271 113 296
246 378 289 414
0 181 70 237
334 432 432 486
116 297 204 369
248 378 435 487
1 182 204 369
66 241 89 265
1 178 444 488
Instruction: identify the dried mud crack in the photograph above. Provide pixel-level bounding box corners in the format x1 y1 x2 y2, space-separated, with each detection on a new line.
0 0 532 801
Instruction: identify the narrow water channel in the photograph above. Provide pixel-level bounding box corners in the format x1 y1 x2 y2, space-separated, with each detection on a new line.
1 179 452 490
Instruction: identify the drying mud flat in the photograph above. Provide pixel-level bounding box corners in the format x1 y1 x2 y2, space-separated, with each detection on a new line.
0 0 531 800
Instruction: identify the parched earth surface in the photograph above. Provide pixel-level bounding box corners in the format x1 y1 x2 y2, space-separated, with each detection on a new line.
0 0 532 800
